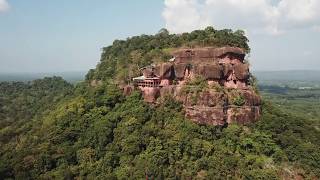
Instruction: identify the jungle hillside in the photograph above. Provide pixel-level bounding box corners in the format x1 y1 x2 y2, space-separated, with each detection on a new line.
0 28 319 179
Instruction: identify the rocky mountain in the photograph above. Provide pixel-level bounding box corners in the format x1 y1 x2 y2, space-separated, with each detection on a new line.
1 28 319 179
124 47 261 125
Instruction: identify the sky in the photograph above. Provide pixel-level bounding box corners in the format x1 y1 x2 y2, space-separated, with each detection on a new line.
0 0 319 73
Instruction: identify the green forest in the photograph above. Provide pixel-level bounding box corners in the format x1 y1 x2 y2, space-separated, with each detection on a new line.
0 28 319 179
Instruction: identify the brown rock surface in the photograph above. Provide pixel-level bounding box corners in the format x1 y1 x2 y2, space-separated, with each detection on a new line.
123 85 134 96
154 63 173 79
160 85 176 97
174 63 187 79
185 106 226 126
242 90 261 106
129 46 261 126
142 87 160 103
142 68 154 78
234 64 250 80
172 47 245 59
197 90 226 107
194 64 223 80
222 64 234 78
227 106 261 124
181 90 226 107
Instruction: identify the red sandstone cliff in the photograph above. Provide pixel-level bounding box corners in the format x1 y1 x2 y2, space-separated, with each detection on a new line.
126 47 261 126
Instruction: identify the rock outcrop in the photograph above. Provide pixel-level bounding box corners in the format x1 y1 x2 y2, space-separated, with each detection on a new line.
127 47 261 126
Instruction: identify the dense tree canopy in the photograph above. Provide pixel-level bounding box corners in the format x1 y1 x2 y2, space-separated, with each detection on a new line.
0 28 319 179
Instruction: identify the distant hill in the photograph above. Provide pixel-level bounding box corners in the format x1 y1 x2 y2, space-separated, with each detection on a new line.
254 70 320 82
0 71 86 83
254 70 320 88
2 70 320 85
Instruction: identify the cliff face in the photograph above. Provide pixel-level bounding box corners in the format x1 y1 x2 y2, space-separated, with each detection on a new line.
126 47 261 126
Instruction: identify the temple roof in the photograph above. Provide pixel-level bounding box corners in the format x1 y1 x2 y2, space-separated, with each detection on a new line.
133 76 145 81
133 76 160 81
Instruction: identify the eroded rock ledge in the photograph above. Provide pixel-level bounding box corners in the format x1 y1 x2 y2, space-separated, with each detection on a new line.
124 47 261 126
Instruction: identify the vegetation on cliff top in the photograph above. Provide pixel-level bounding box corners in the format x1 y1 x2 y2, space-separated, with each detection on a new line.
0 27 319 179
86 27 250 84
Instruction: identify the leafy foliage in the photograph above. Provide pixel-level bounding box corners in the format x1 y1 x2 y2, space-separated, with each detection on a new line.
87 27 250 84
0 28 319 179
228 89 246 106
232 95 246 106
0 82 319 179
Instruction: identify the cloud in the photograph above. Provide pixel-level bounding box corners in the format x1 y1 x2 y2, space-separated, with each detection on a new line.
162 0 320 35
0 0 9 12
162 0 211 33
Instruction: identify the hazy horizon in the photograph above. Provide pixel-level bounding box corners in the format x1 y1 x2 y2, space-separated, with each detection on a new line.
2 69 320 74
2 70 320 84
1 0 320 73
